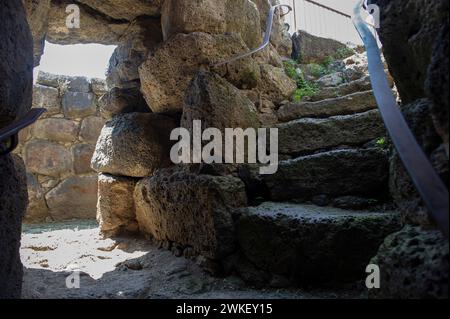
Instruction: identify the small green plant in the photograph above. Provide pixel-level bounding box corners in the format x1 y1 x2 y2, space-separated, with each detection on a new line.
308 63 329 78
376 137 387 148
335 47 356 60
284 60 318 103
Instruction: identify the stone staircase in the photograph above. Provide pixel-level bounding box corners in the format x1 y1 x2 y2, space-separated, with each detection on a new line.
233 75 401 286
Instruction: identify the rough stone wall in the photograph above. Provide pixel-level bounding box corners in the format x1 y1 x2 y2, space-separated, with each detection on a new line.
368 0 449 299
0 0 33 299
14 72 107 223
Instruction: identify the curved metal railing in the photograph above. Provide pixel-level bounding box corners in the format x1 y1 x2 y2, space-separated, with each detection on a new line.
0 108 46 156
213 0 292 67
353 0 449 237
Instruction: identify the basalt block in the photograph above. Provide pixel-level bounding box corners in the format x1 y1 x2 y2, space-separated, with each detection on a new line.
135 168 247 260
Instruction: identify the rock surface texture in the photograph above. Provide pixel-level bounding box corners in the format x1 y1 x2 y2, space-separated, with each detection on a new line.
0 0 33 299
368 0 449 298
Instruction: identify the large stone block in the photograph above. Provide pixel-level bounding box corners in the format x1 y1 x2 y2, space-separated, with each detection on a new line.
107 18 162 89
237 202 401 284
182 72 259 133
77 0 162 21
98 87 150 119
45 175 98 220
139 32 261 114
79 116 106 144
62 91 97 119
64 76 91 93
263 148 389 201
161 0 261 49
278 91 377 122
24 140 72 177
32 118 79 142
32 84 61 117
258 64 297 105
135 168 247 260
72 144 95 175
97 174 138 236
370 226 449 299
91 113 177 178
278 110 386 155
46 0 128 45
292 30 347 64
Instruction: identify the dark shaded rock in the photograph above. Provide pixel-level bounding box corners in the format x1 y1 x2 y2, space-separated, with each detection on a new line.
0 1 32 298
263 148 389 201
426 21 449 155
91 113 177 178
292 30 347 64
237 202 401 284
0 154 28 298
97 174 138 237
277 90 377 122
389 99 447 227
332 196 375 211
98 87 150 119
0 0 33 129
135 168 247 260
278 110 386 155
370 226 449 299
23 0 51 66
369 0 448 104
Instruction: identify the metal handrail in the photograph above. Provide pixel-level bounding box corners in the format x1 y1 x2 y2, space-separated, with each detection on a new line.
213 0 292 67
353 0 449 237
0 108 46 156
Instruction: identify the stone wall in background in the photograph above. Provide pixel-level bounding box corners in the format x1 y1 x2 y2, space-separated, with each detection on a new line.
15 71 107 223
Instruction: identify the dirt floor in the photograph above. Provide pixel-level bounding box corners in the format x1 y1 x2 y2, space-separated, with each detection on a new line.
21 221 367 299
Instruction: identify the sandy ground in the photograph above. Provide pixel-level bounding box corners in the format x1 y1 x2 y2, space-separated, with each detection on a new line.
21 221 367 299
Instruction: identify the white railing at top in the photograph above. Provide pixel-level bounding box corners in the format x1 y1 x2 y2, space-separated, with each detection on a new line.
280 0 363 45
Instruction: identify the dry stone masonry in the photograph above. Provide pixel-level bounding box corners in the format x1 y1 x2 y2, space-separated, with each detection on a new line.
0 0 443 298
14 72 107 223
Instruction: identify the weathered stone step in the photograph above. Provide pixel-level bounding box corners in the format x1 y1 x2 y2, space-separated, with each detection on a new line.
237 202 401 284
278 109 385 155
278 90 377 122
308 75 373 102
263 148 389 201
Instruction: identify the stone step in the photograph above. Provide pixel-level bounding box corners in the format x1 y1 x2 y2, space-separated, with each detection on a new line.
237 202 401 284
278 109 386 155
308 75 373 102
263 148 389 201
278 90 377 122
